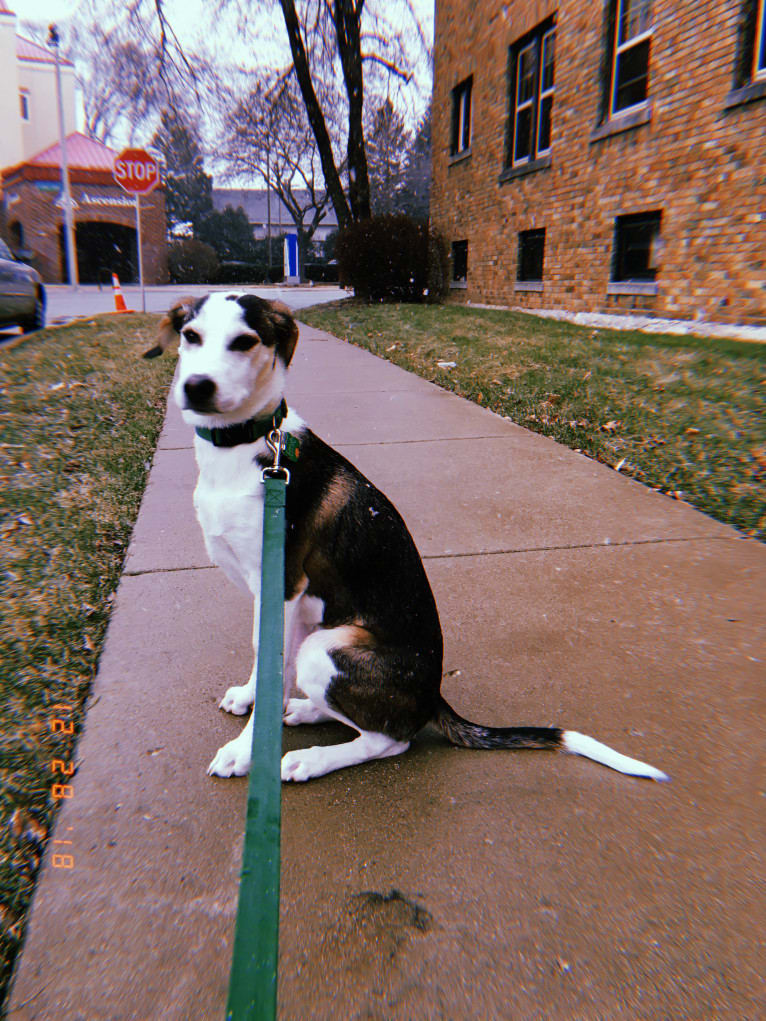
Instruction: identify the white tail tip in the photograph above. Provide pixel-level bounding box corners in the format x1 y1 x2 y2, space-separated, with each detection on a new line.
562 731 670 782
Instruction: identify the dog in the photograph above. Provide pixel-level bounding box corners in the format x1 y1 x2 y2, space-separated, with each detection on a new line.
145 292 668 784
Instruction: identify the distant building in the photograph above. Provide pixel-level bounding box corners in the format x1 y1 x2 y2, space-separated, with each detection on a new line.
0 1 77 173
0 3 166 285
431 0 765 326
212 188 339 246
2 133 167 284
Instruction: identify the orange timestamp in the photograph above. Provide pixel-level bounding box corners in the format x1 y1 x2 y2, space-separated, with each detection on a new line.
49 703 76 869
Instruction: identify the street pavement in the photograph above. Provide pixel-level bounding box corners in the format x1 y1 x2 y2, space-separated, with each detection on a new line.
0 284 348 344
8 321 765 1020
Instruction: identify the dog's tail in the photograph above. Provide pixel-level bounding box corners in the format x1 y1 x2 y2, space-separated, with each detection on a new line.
434 697 669 781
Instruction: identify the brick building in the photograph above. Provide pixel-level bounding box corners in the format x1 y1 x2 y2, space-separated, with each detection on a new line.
2 133 167 285
431 0 765 325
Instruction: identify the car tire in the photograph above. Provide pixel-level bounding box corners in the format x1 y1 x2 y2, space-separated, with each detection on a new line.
20 288 46 333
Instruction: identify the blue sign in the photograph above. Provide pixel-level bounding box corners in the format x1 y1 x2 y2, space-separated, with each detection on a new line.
284 233 298 280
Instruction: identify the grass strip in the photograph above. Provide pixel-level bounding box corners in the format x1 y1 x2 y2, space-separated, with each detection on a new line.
298 301 765 541
0 315 176 1011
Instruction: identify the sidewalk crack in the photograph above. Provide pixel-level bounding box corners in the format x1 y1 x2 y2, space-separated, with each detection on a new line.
124 564 217 577
422 534 736 560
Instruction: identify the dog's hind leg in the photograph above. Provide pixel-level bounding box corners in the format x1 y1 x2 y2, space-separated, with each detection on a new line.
281 730 409 782
280 628 409 782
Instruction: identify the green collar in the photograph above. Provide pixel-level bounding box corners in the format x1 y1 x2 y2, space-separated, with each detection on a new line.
195 399 288 448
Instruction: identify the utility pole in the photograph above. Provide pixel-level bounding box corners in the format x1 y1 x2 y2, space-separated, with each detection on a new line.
266 149 272 276
48 24 78 288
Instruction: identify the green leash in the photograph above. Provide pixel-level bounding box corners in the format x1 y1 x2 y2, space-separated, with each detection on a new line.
225 436 291 1019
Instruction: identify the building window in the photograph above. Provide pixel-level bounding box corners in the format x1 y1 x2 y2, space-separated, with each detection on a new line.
509 20 556 167
20 91 29 121
517 229 545 282
752 0 766 78
612 211 662 282
610 0 653 115
450 77 473 156
725 0 766 107
451 240 468 284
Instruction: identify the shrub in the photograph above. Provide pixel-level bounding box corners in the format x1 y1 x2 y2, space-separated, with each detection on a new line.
214 261 267 284
335 215 448 302
196 207 258 263
305 263 340 283
168 239 219 284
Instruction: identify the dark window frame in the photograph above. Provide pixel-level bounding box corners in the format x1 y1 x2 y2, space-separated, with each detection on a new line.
517 228 546 282
505 17 556 171
757 0 766 77
451 239 468 284
725 0 766 107
450 77 473 157
612 211 662 283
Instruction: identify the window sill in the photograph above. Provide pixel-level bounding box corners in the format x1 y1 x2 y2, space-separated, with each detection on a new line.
590 102 652 142
723 78 766 109
607 281 658 296
448 148 472 167
449 280 468 289
515 280 543 292
499 155 552 183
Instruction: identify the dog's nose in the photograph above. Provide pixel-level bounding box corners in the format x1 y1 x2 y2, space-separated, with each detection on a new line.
184 375 217 409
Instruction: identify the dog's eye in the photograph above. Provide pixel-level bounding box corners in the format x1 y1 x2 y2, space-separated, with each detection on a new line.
228 334 259 352
183 329 202 345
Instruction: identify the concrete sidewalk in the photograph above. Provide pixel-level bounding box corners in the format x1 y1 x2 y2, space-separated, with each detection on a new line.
9 324 764 1020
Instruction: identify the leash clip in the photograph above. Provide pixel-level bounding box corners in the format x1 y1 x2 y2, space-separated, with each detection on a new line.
261 428 290 484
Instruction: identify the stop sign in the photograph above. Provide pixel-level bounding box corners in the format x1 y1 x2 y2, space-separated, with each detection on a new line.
113 148 160 195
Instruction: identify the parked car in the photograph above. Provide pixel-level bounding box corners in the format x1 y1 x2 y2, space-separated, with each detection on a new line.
0 237 46 333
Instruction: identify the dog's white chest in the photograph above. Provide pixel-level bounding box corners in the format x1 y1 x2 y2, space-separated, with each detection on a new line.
192 441 265 593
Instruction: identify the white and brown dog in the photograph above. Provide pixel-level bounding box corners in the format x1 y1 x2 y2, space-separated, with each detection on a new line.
146 292 668 784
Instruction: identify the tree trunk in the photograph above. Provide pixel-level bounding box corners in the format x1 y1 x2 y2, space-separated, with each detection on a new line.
333 0 371 220
278 0 352 228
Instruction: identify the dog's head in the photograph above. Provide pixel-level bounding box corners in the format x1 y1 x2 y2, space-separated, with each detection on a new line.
145 293 298 426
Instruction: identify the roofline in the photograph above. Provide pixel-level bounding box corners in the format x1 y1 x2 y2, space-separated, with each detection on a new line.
2 164 165 190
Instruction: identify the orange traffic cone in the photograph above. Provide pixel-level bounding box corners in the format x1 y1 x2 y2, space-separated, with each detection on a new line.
110 273 134 314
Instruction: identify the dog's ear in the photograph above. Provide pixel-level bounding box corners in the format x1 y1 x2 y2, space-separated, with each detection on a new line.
143 296 196 358
235 295 299 367
265 301 299 367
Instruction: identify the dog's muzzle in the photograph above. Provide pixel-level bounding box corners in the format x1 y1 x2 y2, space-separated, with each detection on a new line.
184 375 217 412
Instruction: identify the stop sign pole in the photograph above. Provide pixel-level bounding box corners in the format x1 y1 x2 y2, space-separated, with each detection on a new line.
113 148 160 312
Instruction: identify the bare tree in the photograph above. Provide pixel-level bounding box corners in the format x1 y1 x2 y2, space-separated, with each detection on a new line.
147 0 431 228
275 0 429 226
66 0 207 146
221 72 340 278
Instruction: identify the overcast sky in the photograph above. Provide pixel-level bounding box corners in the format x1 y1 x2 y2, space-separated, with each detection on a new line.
15 1 435 47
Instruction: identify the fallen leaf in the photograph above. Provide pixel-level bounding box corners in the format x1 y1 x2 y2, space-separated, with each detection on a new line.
615 458 627 472
9 809 47 846
600 420 621 434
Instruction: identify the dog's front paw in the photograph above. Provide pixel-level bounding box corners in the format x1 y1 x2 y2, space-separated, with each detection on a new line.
219 684 254 715
281 748 319 782
207 738 251 778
